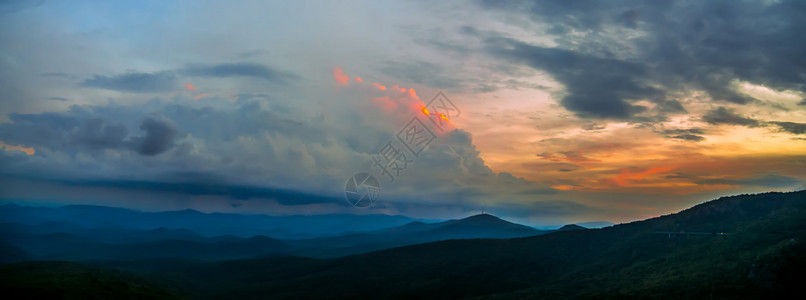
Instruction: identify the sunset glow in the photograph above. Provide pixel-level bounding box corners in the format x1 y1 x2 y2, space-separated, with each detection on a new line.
1 0 804 227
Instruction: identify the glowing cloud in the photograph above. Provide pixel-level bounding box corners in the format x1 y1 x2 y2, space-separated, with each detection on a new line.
0 141 35 155
194 93 209 100
608 166 675 187
373 83 386 91
355 77 363 83
333 67 350 85
186 83 197 90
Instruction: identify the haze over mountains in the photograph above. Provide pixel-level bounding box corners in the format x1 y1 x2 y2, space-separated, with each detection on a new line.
1 190 804 298
0 205 548 261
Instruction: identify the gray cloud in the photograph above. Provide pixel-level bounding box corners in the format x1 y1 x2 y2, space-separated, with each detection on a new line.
0 108 184 157
581 123 606 131
80 62 296 93
82 71 178 93
180 63 297 82
41 72 77 80
553 162 582 172
48 97 68 101
701 108 806 135
486 39 657 119
128 115 178 156
72 118 129 150
799 99 806 106
669 134 705 142
381 61 462 89
770 121 806 135
702 107 760 127
660 128 705 142
474 0 806 119
697 173 802 188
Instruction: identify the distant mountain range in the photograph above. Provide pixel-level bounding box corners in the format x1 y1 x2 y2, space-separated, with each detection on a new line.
0 207 546 261
0 204 422 239
288 213 545 258
2 190 804 298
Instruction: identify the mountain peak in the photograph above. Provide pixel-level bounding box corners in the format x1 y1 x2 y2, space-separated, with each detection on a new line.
558 224 587 231
463 213 505 222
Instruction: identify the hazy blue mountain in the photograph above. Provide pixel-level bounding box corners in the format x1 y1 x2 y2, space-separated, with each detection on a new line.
576 221 614 228
0 243 29 264
1 229 288 261
0 204 423 238
286 213 545 258
0 207 543 260
557 224 587 231
69 190 803 299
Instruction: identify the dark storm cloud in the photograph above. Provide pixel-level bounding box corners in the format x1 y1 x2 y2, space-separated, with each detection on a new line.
669 134 705 142
180 63 297 82
485 38 659 119
581 123 606 131
0 108 182 156
702 107 760 127
44 178 341 205
660 128 705 142
128 115 178 156
82 71 178 93
0 111 89 150
80 63 295 93
700 107 806 135
770 121 806 135
72 118 129 149
662 128 705 135
474 0 806 119
799 99 806 106
552 162 581 172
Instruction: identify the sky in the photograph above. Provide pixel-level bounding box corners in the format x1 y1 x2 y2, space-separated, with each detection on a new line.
1 0 805 226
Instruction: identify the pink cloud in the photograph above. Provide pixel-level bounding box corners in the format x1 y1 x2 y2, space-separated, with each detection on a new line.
333 67 350 85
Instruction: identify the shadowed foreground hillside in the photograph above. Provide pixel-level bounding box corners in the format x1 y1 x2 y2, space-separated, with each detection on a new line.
0 261 184 299
2 191 805 299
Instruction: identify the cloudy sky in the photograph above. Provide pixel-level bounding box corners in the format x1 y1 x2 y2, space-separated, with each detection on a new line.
1 0 805 226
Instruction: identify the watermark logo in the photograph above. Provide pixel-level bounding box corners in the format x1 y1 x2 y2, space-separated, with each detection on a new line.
344 172 380 208
424 91 460 132
344 91 459 207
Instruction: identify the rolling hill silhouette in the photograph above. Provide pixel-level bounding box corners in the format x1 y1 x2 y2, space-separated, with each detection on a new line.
1 208 543 261
288 213 544 258
109 190 806 298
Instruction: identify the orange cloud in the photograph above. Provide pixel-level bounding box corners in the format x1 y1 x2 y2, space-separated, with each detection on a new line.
552 185 578 191
333 67 350 85
373 83 386 91
186 83 197 90
194 93 209 100
608 165 675 187
356 77 363 83
537 151 600 165
0 141 35 155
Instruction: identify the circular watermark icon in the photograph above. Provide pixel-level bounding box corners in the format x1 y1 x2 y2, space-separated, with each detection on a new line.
344 172 380 208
